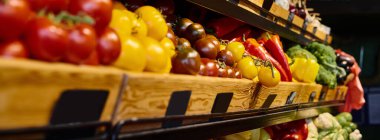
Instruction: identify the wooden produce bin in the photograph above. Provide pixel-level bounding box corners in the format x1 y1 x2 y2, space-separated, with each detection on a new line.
290 15 304 34
250 82 305 109
335 86 348 101
315 28 327 41
0 59 124 130
268 2 289 27
237 0 264 15
296 83 323 103
115 73 256 120
319 86 347 101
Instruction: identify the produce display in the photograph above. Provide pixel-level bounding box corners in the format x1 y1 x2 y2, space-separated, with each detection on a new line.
0 0 360 89
0 0 120 65
0 0 365 139
220 112 362 140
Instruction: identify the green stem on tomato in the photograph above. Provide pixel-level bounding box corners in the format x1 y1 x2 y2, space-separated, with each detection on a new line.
270 62 275 78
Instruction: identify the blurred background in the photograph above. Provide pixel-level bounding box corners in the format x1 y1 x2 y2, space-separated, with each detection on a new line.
309 0 380 139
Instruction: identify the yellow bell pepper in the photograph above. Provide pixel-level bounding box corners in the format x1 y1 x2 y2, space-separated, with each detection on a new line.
290 57 319 83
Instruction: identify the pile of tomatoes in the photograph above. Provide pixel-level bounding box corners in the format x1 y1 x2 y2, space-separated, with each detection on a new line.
169 18 244 79
0 0 281 86
0 0 121 65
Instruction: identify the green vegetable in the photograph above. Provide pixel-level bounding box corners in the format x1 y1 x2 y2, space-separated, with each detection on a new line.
344 127 353 133
339 129 349 140
347 122 357 130
318 130 333 139
305 42 346 88
286 45 317 61
316 66 337 88
335 115 347 125
337 112 353 122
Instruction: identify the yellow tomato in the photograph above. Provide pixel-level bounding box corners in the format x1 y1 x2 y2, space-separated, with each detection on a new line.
113 1 127 10
157 56 172 74
139 36 168 72
160 37 175 58
135 6 168 41
109 9 132 41
227 42 245 61
124 10 148 38
219 44 226 50
113 36 146 72
258 66 280 87
237 57 258 80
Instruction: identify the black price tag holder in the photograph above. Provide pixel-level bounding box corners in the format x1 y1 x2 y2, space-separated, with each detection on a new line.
209 92 234 122
309 91 316 103
0 89 111 140
162 91 192 128
45 89 110 140
286 92 297 105
260 94 277 109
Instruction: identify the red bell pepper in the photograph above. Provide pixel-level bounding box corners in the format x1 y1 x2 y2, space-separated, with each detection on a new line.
261 33 292 81
267 119 308 140
243 38 290 81
221 25 253 42
206 17 245 38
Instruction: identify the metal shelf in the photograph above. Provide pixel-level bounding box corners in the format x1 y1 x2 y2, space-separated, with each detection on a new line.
115 101 343 140
186 0 324 45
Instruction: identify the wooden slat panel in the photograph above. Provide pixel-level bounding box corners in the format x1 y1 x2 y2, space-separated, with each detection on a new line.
115 73 256 121
269 3 289 20
250 82 304 109
296 83 322 103
0 59 123 129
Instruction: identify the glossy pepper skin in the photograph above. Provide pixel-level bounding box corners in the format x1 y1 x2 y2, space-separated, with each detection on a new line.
261 33 293 81
267 119 308 140
290 58 319 83
243 38 289 81
221 25 252 43
206 17 245 38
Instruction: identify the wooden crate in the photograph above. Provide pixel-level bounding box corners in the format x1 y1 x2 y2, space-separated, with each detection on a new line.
269 2 289 27
336 86 348 101
321 86 337 101
296 83 322 103
237 0 264 15
250 82 305 109
290 15 304 34
315 29 327 41
0 59 124 130
115 73 256 122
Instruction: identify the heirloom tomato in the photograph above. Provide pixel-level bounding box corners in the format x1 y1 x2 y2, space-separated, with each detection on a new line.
113 36 146 72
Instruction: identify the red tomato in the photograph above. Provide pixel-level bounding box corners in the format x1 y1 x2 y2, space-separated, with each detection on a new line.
0 40 28 58
82 51 99 65
28 0 69 13
64 24 97 64
25 17 68 62
218 68 228 77
68 0 112 31
199 63 206 75
0 0 32 41
226 66 235 78
234 69 242 79
96 27 121 65
199 58 218 77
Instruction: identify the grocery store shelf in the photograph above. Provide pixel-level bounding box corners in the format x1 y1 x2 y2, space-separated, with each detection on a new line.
0 59 346 139
0 121 111 140
115 101 343 140
186 0 325 45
